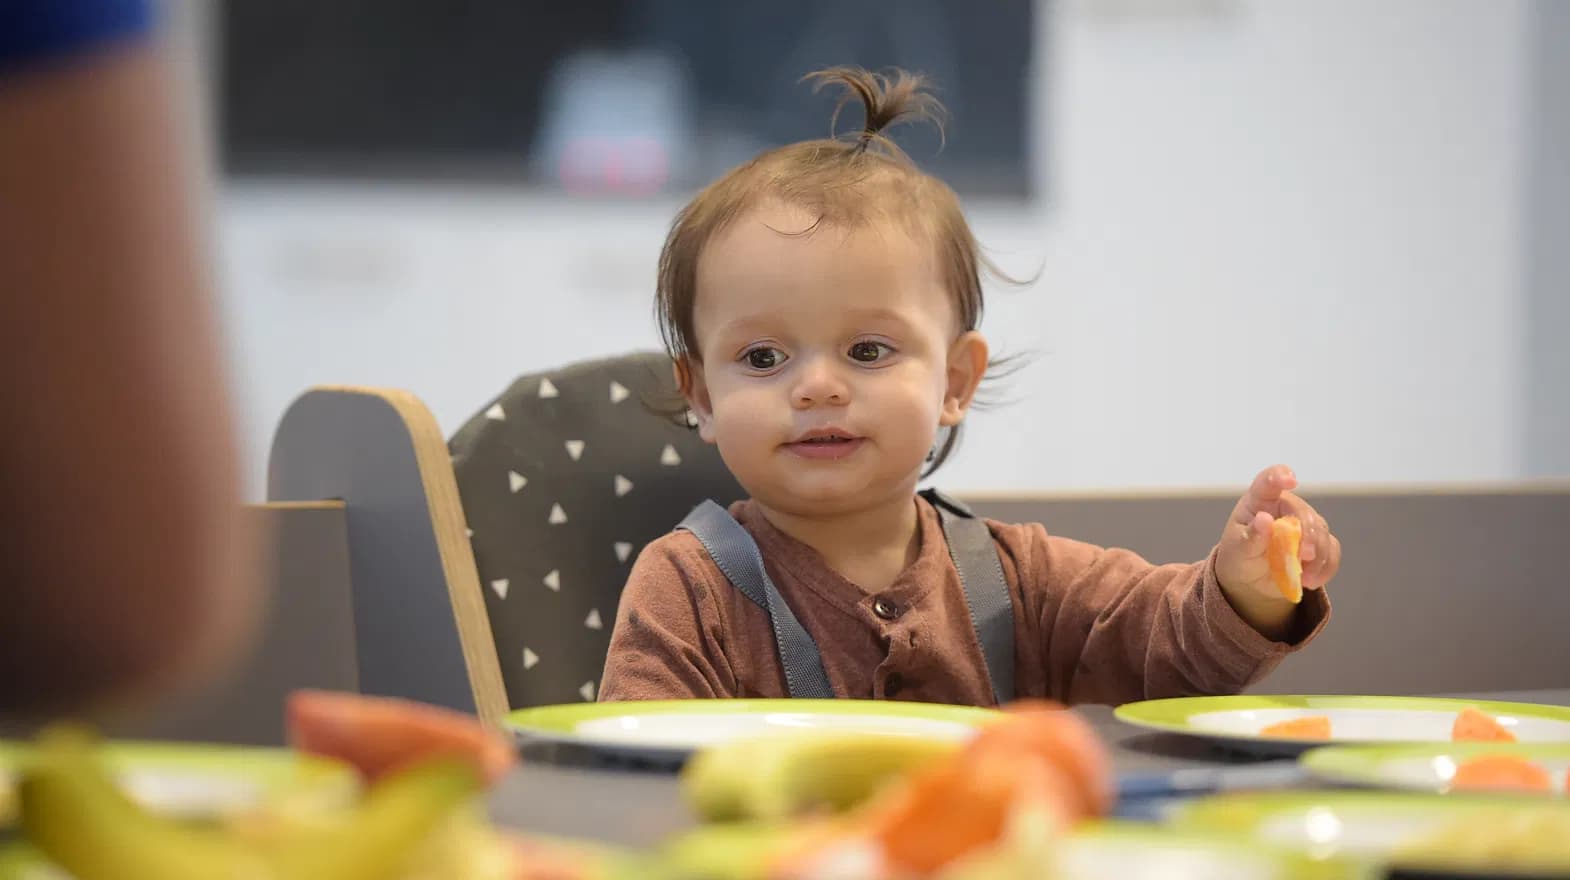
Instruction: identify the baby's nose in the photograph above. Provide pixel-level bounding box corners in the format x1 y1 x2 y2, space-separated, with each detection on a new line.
791 359 850 407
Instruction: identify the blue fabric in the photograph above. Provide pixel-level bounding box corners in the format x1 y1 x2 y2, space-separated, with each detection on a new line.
0 0 154 74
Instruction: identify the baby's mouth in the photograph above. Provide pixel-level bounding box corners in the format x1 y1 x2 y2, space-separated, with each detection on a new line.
784 430 865 459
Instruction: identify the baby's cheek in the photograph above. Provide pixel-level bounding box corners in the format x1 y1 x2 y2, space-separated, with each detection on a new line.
712 407 774 457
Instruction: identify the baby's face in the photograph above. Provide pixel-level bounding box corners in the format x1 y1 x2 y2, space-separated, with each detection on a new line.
686 201 977 518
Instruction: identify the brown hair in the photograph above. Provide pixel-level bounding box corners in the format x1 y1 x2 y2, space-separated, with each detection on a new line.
655 66 1015 474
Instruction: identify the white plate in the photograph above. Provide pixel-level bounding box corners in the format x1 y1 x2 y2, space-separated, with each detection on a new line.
1176 791 1570 873
1301 742 1570 795
1115 695 1570 756
1051 826 1369 880
506 699 998 763
0 740 356 824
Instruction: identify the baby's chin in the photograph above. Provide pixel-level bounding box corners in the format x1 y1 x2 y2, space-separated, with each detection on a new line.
749 472 924 519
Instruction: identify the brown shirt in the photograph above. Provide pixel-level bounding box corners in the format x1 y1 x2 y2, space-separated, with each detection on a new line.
600 496 1329 706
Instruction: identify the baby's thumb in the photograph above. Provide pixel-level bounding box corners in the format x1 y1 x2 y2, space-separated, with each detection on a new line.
1228 510 1274 560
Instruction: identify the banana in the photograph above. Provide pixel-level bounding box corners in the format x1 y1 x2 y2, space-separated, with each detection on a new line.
647 822 799 880
18 726 480 880
20 727 262 880
683 732 962 823
267 760 482 880
0 777 14 828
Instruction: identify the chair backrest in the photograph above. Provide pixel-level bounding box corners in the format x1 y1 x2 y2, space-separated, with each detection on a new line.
268 386 509 724
449 352 743 707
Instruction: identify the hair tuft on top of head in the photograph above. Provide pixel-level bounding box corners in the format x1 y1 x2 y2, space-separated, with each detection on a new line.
801 66 947 156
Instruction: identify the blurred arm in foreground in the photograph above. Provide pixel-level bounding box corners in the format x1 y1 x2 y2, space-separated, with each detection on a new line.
0 0 257 718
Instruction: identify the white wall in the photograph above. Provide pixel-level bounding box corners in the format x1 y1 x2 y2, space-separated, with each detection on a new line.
1525 0 1570 476
218 0 1538 498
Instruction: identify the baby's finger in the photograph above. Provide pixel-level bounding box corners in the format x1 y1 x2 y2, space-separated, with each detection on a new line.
1304 533 1342 588
1231 465 1298 526
1230 509 1274 561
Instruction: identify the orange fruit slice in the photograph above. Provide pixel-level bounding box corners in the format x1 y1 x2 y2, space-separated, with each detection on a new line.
286 689 517 785
1260 715 1331 739
1266 516 1304 604
1449 754 1551 792
846 700 1115 875
1452 706 1518 743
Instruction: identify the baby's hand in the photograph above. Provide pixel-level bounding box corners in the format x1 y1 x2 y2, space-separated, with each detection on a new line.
1214 465 1342 640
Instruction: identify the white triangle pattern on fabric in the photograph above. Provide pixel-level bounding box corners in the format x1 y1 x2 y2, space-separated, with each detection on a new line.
614 541 633 563
565 440 585 461
660 444 682 466
548 503 567 524
609 381 630 404
614 474 633 497
538 378 559 399
484 403 506 421
584 608 603 630
489 578 509 600
522 647 539 670
508 470 527 493
465 528 474 538
579 681 596 702
542 569 561 591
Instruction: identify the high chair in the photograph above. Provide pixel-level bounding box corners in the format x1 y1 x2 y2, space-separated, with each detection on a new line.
445 351 743 709
261 352 740 725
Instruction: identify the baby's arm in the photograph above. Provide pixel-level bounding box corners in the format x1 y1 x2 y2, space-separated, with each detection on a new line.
599 536 738 701
1009 525 1329 705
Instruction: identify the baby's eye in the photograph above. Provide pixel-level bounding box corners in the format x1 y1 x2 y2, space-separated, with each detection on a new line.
744 347 785 370
848 341 892 363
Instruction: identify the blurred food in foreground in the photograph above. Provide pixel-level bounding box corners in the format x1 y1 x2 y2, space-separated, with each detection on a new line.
4 693 622 879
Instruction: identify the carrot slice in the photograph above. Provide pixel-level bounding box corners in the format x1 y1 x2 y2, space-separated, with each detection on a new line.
967 700 1116 818
1260 715 1331 739
833 701 1114 875
1267 515 1304 604
864 754 1021 875
1452 707 1518 743
286 690 517 785
1450 754 1551 792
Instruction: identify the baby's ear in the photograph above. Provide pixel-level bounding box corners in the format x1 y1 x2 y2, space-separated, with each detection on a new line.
676 358 718 443
940 331 989 427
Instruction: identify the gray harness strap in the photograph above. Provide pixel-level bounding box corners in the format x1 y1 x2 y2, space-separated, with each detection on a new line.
677 501 836 698
918 488 1016 705
677 492 1015 704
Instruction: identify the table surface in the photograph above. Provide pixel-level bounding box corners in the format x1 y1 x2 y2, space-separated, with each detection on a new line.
487 689 1570 849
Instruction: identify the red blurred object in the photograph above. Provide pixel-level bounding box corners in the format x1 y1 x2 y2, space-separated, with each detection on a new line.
558 135 669 196
286 689 517 786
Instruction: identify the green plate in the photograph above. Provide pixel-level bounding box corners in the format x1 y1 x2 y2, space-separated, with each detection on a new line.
639 819 1372 880
1045 821 1375 880
1172 790 1570 875
1114 695 1570 755
1301 742 1570 795
0 739 357 827
506 698 999 762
